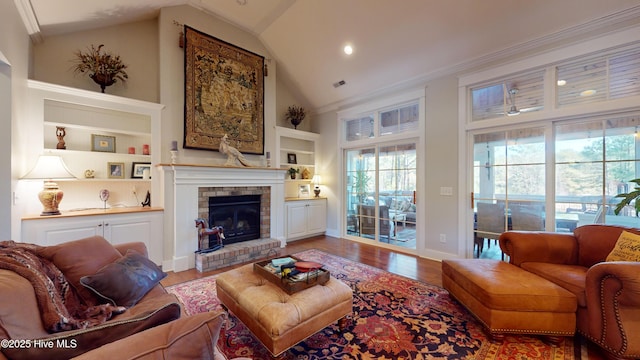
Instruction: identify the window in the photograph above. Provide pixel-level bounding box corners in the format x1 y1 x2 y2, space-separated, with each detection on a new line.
556 44 640 107
470 70 545 121
345 115 375 141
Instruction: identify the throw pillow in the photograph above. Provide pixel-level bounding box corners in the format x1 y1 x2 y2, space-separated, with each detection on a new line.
606 230 640 262
36 236 123 305
80 250 167 307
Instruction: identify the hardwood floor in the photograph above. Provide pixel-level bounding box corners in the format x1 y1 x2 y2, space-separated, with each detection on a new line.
161 235 444 287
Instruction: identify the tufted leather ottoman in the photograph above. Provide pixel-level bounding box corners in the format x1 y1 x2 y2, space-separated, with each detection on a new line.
216 263 353 356
442 259 577 341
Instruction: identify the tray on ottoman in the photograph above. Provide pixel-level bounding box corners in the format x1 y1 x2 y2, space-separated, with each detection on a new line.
253 256 330 294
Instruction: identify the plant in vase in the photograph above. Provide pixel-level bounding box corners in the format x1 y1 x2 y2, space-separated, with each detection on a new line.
287 167 299 179
72 44 128 93
285 105 306 129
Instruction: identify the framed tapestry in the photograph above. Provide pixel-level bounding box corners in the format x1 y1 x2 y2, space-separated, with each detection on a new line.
184 25 265 154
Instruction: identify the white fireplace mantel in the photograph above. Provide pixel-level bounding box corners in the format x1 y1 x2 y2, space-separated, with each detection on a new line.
160 164 286 272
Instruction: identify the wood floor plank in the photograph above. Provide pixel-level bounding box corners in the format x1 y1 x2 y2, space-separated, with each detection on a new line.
161 235 443 288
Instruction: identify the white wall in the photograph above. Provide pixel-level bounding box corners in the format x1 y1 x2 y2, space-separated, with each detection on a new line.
1 0 31 240
32 19 159 103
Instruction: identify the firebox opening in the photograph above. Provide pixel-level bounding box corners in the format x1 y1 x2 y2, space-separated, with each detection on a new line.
208 194 261 246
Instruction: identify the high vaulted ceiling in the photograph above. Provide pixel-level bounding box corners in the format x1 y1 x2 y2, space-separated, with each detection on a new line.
19 0 640 112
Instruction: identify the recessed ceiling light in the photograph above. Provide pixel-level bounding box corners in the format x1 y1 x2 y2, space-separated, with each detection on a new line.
580 89 597 97
557 79 566 86
343 45 353 55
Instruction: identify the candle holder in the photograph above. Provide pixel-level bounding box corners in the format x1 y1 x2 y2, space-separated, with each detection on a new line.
170 150 178 164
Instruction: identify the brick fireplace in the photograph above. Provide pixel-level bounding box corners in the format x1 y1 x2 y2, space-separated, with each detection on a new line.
160 164 287 272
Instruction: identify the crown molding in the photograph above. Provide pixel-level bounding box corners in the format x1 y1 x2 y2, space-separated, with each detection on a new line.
317 5 640 115
14 0 42 43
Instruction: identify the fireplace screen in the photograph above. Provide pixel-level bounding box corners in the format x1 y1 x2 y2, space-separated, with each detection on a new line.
209 195 261 245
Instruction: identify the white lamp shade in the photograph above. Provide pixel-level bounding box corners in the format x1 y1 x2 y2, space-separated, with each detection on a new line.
311 174 321 185
22 155 75 180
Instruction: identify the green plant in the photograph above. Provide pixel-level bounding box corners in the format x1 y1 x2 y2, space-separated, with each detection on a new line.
72 44 128 93
287 167 299 177
614 178 640 216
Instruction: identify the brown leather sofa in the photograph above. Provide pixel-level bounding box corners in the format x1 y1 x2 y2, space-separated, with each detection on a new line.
0 236 227 360
499 225 640 360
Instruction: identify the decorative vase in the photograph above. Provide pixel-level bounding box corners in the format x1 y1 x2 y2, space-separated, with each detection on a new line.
291 117 303 129
91 73 116 93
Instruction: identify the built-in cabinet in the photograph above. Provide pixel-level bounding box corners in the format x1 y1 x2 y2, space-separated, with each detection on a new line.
275 126 320 199
284 198 327 241
22 209 163 264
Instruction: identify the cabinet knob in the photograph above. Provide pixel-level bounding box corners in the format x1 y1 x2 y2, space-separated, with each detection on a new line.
97 223 102 227
104 223 109 227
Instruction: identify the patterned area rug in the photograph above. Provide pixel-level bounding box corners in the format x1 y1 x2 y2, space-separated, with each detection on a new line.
166 249 603 360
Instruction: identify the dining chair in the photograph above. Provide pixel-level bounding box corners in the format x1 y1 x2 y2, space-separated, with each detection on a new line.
358 204 392 240
475 202 506 258
510 203 544 231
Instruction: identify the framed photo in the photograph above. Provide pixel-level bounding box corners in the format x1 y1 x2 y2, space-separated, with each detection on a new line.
108 162 125 179
131 162 152 179
92 134 116 152
131 162 151 179
287 153 297 164
298 184 311 198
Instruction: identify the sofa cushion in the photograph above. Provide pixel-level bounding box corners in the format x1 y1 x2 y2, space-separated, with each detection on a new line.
606 230 640 262
70 311 227 360
0 270 49 340
37 236 123 305
520 262 589 307
80 250 166 308
574 225 640 267
1 300 181 360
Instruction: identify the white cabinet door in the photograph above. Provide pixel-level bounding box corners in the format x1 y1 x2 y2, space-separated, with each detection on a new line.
22 211 163 263
22 216 101 246
105 212 163 263
286 202 309 240
306 200 327 235
285 199 327 241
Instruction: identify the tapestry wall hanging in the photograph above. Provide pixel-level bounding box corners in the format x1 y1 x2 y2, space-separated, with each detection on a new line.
184 25 264 154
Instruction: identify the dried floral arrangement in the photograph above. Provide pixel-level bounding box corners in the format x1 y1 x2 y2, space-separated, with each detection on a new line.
286 105 306 129
72 44 128 93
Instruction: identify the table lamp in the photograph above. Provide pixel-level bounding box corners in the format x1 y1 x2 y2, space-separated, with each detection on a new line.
22 155 76 216
312 174 322 197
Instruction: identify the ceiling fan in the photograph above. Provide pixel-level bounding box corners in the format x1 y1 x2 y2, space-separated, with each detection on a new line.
503 87 543 116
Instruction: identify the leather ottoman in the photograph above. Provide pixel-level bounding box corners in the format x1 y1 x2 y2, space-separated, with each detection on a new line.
442 259 577 340
216 263 353 356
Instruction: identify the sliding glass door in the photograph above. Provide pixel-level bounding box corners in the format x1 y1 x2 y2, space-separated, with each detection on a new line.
345 142 417 248
471 114 640 258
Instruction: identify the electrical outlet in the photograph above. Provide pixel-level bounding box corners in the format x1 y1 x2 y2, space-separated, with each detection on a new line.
439 234 446 243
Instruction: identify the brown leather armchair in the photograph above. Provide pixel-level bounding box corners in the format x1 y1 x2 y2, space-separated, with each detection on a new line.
499 225 640 360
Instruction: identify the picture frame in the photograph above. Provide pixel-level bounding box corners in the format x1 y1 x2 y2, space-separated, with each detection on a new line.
107 162 125 179
287 153 297 164
298 184 311 198
92 134 116 153
131 162 152 179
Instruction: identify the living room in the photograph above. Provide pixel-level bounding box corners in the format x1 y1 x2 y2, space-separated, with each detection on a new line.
2 1 640 359
4 1 640 266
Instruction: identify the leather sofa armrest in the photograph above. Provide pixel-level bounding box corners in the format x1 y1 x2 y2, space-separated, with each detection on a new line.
583 261 640 356
113 242 148 258
71 310 227 360
499 231 578 266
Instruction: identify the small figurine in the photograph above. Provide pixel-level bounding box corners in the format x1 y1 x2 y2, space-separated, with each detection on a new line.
56 127 66 149
141 191 151 207
301 168 311 180
219 134 252 167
